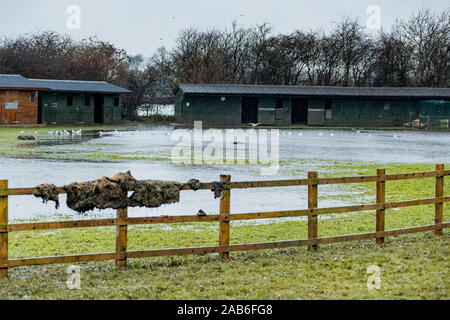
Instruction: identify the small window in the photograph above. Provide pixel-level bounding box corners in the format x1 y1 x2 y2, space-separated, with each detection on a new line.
30 93 35 103
67 96 73 107
114 96 120 107
325 100 333 120
85 96 91 107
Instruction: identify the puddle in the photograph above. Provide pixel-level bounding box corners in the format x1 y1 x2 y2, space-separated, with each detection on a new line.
0 125 448 219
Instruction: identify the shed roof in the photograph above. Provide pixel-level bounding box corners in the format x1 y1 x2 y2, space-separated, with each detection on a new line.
178 84 450 99
0 74 48 89
0 74 131 93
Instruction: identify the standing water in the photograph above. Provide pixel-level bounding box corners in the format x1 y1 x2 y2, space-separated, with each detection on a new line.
0 126 448 220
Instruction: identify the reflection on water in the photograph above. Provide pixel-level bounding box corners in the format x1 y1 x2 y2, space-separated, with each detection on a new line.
0 126 448 219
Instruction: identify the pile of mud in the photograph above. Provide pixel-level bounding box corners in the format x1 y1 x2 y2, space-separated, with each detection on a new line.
63 172 182 213
33 184 60 209
32 172 226 213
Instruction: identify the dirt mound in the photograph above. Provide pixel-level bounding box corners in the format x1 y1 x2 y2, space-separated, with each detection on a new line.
128 180 182 208
63 172 182 213
211 182 225 199
185 179 201 191
64 178 128 213
17 136 35 141
33 184 60 209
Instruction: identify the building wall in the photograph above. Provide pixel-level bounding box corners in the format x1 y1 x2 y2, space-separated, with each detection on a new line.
178 94 242 125
0 89 39 124
40 92 122 125
102 94 123 124
175 93 293 126
175 91 432 127
420 100 450 127
320 98 421 127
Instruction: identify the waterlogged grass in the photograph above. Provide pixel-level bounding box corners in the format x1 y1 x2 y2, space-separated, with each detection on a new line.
0 163 448 300
0 125 138 160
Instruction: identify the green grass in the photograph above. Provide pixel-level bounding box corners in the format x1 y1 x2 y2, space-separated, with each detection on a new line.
0 163 448 300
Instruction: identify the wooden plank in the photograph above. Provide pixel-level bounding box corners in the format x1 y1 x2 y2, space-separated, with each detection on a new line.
115 207 127 268
5 252 117 268
376 169 386 245
8 219 117 232
2 169 450 197
230 179 309 189
219 175 231 259
435 164 444 236
308 172 318 251
126 215 220 225
4 223 449 268
5 196 450 233
0 180 7 278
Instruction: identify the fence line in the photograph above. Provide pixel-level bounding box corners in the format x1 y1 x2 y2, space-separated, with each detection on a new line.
0 164 448 278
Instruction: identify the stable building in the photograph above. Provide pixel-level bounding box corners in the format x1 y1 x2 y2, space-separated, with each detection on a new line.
0 74 130 125
174 84 450 127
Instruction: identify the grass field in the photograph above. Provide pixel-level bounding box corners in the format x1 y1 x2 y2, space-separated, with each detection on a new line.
0 162 448 300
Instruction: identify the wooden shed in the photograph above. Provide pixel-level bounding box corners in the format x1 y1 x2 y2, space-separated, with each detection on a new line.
174 84 450 127
0 74 131 125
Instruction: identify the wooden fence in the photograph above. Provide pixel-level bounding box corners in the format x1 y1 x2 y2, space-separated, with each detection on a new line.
0 165 448 278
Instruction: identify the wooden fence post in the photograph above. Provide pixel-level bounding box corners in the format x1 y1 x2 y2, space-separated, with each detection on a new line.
0 180 8 278
219 175 231 259
308 172 318 251
376 169 386 245
115 207 128 268
435 164 444 236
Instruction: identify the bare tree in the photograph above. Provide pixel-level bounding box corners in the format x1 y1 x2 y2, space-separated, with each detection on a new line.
399 8 450 87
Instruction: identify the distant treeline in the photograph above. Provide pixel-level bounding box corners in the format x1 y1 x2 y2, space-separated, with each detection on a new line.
0 8 448 118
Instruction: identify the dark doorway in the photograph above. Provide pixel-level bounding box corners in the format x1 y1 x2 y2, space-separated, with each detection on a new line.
94 95 104 124
241 97 258 124
291 98 308 124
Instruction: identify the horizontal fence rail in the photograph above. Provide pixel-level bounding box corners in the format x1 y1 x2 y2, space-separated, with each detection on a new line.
0 165 448 277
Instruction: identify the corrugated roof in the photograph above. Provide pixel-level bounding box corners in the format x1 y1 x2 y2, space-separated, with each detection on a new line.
0 74 48 89
29 78 131 93
179 84 450 99
0 74 131 93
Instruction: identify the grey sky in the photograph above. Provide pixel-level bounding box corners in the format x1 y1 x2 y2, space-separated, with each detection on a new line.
1 0 448 56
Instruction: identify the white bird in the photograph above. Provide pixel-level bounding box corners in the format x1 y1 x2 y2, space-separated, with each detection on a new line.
99 131 104 136
19 131 24 134
249 123 261 127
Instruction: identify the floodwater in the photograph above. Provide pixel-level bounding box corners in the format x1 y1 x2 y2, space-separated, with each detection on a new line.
0 126 448 220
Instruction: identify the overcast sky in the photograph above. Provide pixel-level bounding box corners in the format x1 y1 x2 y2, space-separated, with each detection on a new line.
1 0 448 56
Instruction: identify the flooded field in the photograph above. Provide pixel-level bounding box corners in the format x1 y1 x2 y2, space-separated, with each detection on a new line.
0 125 448 220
